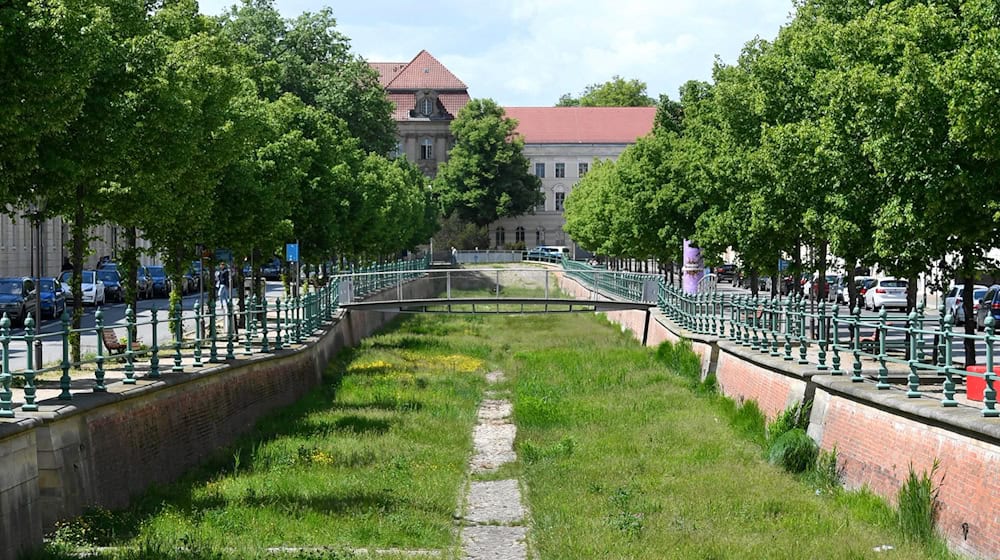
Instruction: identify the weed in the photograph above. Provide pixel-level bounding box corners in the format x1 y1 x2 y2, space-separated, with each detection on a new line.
766 401 811 444
808 445 842 492
898 460 942 544
767 428 818 474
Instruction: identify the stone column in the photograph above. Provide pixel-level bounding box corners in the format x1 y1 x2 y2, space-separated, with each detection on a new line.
681 239 704 294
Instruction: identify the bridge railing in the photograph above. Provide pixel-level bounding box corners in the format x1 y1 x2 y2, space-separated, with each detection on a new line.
563 260 1000 416
562 259 659 303
0 256 429 418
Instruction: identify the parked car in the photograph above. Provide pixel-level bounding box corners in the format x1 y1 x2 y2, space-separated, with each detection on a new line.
97 269 123 303
0 277 38 327
945 284 988 325
35 277 66 319
98 263 153 299
975 285 1000 330
59 270 106 306
807 273 842 303
260 258 282 281
864 277 908 311
525 246 569 262
715 263 737 283
146 265 171 297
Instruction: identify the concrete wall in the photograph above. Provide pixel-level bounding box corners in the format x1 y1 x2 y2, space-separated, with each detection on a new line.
557 273 1000 559
0 275 437 560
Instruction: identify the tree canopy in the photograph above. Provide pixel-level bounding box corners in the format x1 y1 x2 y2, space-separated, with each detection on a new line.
557 75 656 107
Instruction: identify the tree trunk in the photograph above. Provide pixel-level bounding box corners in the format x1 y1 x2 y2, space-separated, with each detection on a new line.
70 189 85 364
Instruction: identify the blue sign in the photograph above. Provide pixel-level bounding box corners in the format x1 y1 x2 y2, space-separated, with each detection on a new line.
286 243 299 263
214 249 233 263
778 258 789 272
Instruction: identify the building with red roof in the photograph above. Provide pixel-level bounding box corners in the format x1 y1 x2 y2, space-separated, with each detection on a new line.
493 107 656 256
369 52 656 257
369 50 470 177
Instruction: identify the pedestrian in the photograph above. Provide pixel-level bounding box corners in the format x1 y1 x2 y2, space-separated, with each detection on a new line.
216 262 231 307
451 246 458 265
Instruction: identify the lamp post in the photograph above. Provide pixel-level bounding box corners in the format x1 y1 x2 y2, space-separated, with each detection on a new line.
26 201 45 368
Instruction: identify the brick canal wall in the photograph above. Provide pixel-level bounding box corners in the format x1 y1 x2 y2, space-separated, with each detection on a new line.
0 275 438 560
558 272 1000 559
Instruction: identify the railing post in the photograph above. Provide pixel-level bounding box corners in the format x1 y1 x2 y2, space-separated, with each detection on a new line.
941 312 957 407
226 299 236 360
295 294 303 343
245 295 256 356
261 297 270 353
936 302 947 368
983 317 997 417
21 314 37 411
817 299 828 370
797 296 809 365
173 302 184 373
0 314 13 417
852 305 863 382
783 297 793 360
771 296 781 357
906 309 920 397
915 300 927 362
193 299 203 368
209 299 219 363
831 305 842 374
59 308 72 399
275 298 283 351
149 306 160 379
876 307 890 389
124 306 136 384
95 308 107 390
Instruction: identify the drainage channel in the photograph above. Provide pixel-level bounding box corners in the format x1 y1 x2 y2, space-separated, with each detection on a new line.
458 371 528 560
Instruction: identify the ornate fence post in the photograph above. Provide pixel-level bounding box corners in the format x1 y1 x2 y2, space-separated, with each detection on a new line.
124 306 136 384
226 299 236 360
941 313 957 407
817 299 828 370
245 295 256 356
209 299 219 363
59 308 72 399
907 309 920 398
769 296 780 356
21 314 38 411
876 307 890 390
982 317 997 418
852 305 864 382
260 297 270 353
783 296 793 360
0 314 13 417
95 308 107 390
149 306 160 379
193 299 203 368
797 297 809 365
173 302 184 373
275 298 283 351
831 305 842 375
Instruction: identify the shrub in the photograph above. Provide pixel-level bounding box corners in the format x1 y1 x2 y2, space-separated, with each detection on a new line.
767 428 818 473
897 460 941 544
766 401 812 444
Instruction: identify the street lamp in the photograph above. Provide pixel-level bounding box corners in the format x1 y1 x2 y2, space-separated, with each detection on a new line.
26 200 45 368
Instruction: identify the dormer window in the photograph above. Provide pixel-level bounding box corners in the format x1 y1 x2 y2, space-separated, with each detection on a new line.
420 97 434 116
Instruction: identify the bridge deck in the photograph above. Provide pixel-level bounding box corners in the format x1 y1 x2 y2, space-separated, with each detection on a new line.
340 297 653 314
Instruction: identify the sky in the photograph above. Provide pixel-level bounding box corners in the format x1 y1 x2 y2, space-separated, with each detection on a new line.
197 0 796 107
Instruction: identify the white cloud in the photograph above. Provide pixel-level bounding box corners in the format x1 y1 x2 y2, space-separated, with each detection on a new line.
199 0 794 106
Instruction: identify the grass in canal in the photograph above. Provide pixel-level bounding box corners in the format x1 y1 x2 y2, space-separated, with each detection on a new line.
33 298 957 559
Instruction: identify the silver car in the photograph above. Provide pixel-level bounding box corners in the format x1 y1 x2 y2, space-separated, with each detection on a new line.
864 278 908 311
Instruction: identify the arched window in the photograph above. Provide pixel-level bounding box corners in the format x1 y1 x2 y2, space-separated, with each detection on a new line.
515 226 525 244
421 97 434 116
535 228 545 245
420 138 433 160
495 227 505 248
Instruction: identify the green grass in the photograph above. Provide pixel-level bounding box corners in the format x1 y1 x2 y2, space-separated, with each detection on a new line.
32 287 960 559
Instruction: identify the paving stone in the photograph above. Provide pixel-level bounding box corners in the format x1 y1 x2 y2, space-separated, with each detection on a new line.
465 480 525 524
461 525 527 560
469 423 517 472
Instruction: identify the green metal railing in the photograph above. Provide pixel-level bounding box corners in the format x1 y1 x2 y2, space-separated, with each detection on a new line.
561 259 999 417
0 257 427 418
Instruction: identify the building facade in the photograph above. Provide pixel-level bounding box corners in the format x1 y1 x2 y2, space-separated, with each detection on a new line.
493 107 657 258
370 50 470 177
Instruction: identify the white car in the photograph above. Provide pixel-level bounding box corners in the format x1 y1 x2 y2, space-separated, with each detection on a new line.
864 277 908 311
946 284 988 325
59 270 106 306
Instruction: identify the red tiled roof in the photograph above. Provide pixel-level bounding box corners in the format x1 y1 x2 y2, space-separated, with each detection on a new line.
370 50 467 91
439 93 470 117
385 92 471 121
502 107 657 144
370 62 407 88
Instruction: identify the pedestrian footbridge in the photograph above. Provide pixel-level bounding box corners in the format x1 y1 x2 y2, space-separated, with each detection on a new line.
336 266 657 315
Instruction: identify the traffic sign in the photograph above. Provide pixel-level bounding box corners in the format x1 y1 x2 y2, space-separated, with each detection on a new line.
286 243 299 263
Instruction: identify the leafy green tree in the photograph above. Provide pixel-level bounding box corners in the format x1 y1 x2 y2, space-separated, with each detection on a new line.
434 99 542 227
0 0 105 200
557 76 655 107
217 0 395 154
